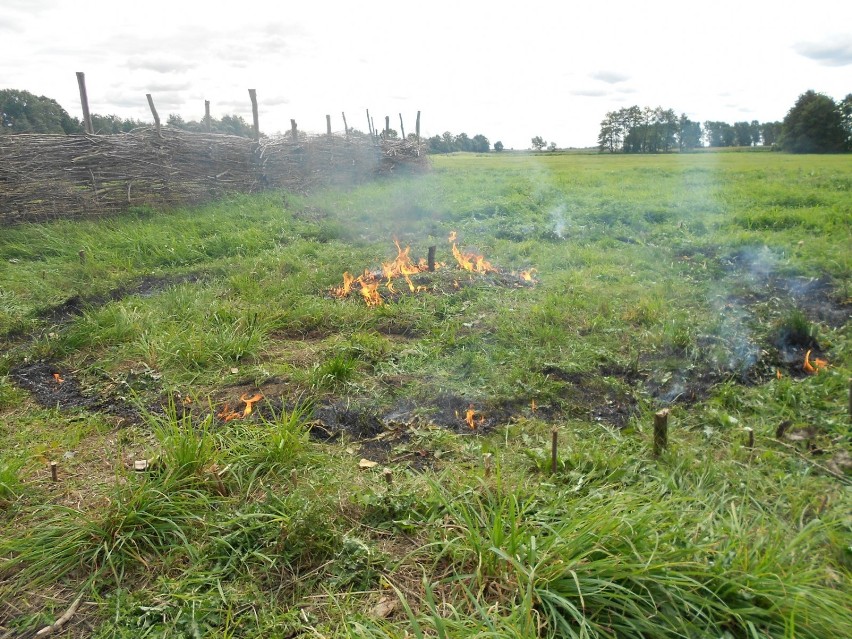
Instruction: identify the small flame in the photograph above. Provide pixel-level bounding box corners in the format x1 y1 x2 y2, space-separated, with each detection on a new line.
519 268 537 283
217 402 240 422
240 392 263 416
465 404 485 429
448 231 497 274
531 399 537 413
52 372 64 384
803 350 828 374
776 369 783 380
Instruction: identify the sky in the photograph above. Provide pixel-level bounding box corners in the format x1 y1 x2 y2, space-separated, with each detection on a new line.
1 0 850 149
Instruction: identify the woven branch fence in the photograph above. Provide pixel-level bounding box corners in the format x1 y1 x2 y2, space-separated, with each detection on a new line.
0 128 427 225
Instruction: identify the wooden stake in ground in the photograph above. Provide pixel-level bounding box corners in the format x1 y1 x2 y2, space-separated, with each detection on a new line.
399 113 406 139
204 100 211 132
415 110 421 142
551 427 558 474
326 114 332 136
248 89 259 141
76 72 93 134
384 115 390 137
654 409 669 456
366 109 373 137
290 119 298 142
484 453 493 478
427 245 436 272
145 94 160 136
35 592 84 637
50 461 58 482
745 427 755 450
342 111 349 138
383 468 393 485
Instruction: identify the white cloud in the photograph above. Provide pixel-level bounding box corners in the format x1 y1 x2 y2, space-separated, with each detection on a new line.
591 70 630 84
794 36 852 66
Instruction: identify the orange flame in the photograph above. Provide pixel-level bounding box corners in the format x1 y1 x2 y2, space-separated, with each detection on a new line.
448 231 496 274
240 392 263 416
465 404 485 429
531 399 537 413
52 372 64 384
519 268 537 282
217 402 240 422
803 350 828 374
776 369 783 380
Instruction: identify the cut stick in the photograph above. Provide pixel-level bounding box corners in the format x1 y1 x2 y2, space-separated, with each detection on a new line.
35 592 84 637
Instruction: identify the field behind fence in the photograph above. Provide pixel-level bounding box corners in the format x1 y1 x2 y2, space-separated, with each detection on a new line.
0 128 426 224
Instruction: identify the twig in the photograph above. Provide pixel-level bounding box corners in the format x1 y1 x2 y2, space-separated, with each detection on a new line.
768 439 850 484
34 592 84 637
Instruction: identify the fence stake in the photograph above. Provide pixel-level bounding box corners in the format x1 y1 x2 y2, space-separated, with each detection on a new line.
427 245 436 272
76 72 93 134
342 111 349 138
745 427 755 450
290 119 298 142
366 109 373 137
248 89 259 140
204 100 211 132
326 114 332 136
551 427 558 474
654 409 669 456
399 113 406 139
415 110 421 142
384 115 390 137
50 461 58 482
145 94 161 136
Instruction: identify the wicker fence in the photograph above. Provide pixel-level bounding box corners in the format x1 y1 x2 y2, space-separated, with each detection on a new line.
0 128 426 224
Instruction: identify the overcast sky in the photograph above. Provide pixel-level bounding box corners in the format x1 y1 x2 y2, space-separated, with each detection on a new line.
2 0 850 148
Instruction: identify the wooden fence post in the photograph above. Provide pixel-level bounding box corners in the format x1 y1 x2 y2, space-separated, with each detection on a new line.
654 409 669 456
385 115 389 137
290 119 298 142
415 110 421 142
204 100 211 132
399 113 406 139
342 111 349 138
366 109 373 137
248 89 259 141
427 245 436 272
326 114 332 136
145 94 161 136
76 72 93 134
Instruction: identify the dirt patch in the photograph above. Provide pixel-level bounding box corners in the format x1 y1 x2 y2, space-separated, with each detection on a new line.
540 365 638 428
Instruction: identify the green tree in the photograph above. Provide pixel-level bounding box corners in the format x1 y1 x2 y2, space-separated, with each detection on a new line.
531 136 546 151
761 121 782 146
471 134 490 152
0 89 79 134
677 114 702 150
838 93 852 150
780 90 846 153
493 140 504 152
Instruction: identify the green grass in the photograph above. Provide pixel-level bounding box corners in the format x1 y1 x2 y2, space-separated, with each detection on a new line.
1 151 850 637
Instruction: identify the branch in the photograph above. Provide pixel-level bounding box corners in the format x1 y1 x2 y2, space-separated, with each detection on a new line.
34 593 83 637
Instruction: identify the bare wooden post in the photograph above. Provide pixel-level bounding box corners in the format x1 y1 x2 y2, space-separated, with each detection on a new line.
50 461 58 482
484 453 493 478
204 100 211 132
290 119 298 141
384 115 390 137
290 468 298 486
326 114 332 136
371 117 377 143
427 245 436 272
76 72 94 134
383 468 393 485
342 111 349 138
551 427 558 474
654 409 669 456
415 110 421 142
366 109 373 137
248 89 259 140
745 427 754 449
399 113 406 140
145 94 161 135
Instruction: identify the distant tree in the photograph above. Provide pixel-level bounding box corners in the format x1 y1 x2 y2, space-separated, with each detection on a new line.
168 112 255 138
531 136 546 151
471 133 490 152
90 113 145 134
454 132 472 152
841 94 852 150
733 121 754 147
493 140 504 152
780 90 846 153
761 121 782 146
0 89 79 134
750 120 762 146
677 114 702 150
548 141 558 151
383 128 399 139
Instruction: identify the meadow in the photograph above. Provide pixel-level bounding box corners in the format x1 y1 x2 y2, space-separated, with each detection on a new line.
1 150 850 638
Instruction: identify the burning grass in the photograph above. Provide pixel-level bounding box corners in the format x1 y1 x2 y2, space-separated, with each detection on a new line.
1 151 850 637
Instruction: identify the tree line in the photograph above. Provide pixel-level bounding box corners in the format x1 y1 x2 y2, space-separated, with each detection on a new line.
598 91 851 154
0 89 256 137
427 131 495 153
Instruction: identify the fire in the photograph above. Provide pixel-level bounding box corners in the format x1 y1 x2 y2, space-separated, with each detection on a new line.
776 369 783 380
464 404 485 429
803 350 828 374
449 231 496 274
531 399 537 413
240 392 263 416
52 372 64 384
519 268 537 282
217 392 264 421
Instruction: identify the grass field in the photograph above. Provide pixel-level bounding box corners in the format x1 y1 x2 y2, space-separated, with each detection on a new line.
1 151 850 638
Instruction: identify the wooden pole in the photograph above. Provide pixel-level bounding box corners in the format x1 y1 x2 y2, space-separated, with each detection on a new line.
415 110 421 142
427 245 436 272
50 461 58 482
204 100 211 132
342 111 349 138
484 453 493 478
366 109 373 137
745 427 754 449
371 117 376 143
290 119 298 142
384 115 390 137
326 114 332 136
76 72 93 134
551 427 558 474
653 409 669 456
248 89 259 140
145 94 160 135
399 113 406 140
383 468 393 485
